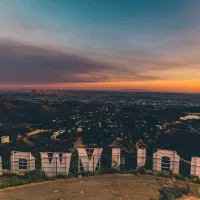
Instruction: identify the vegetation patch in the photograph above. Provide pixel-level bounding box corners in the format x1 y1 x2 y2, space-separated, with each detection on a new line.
158 183 200 200
97 167 120 175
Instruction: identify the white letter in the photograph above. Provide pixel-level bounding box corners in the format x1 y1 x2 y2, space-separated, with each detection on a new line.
0 157 2 175
10 151 35 175
112 148 121 168
40 152 71 177
77 148 103 173
137 149 146 167
153 149 180 174
191 157 200 177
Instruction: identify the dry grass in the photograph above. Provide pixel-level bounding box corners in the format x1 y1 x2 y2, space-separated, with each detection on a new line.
0 174 200 200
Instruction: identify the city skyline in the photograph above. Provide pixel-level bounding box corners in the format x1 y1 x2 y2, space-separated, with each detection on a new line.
0 0 200 93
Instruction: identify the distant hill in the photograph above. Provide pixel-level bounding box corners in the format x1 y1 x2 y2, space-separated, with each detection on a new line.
123 89 149 92
0 99 58 124
0 99 19 122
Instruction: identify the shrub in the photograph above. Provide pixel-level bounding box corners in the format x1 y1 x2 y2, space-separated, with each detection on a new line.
0 176 30 188
131 169 137 174
56 174 67 179
185 184 191 194
68 172 77 178
159 188 174 200
173 173 184 181
98 167 120 175
10 179 29 187
158 183 195 200
157 171 188 181
119 170 133 174
145 170 153 175
159 187 187 200
190 176 200 184
0 177 10 188
25 169 48 182
157 171 170 178
78 171 93 176
3 173 18 178
137 166 145 174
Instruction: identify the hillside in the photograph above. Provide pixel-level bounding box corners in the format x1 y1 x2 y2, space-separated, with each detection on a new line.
0 174 199 200
0 96 200 163
0 99 18 122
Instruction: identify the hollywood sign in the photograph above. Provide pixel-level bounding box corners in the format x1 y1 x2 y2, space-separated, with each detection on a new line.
0 148 200 177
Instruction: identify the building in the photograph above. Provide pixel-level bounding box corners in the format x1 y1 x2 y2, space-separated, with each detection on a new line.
1 136 9 143
77 127 83 133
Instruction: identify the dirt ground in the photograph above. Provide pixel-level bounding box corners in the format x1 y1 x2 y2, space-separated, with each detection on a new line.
0 174 199 200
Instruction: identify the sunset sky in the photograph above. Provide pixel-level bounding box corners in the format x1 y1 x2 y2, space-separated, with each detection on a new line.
0 0 200 93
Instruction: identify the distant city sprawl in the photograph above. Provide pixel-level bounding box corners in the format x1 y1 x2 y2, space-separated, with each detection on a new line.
0 90 199 159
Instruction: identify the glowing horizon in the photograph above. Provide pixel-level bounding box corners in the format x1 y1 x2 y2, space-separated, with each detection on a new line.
1 79 200 93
